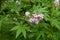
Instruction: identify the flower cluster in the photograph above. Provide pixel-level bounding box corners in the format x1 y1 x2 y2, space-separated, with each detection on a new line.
25 12 44 24
54 0 59 7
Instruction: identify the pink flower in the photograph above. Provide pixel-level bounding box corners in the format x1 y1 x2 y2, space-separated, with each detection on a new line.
54 0 59 7
32 14 38 18
29 17 39 24
25 12 30 17
29 17 34 23
25 12 44 24
37 14 44 20
34 18 39 24
29 13 44 24
34 20 39 24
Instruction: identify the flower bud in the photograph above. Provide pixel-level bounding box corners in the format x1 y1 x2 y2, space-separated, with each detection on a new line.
16 0 20 5
13 18 17 21
25 12 30 17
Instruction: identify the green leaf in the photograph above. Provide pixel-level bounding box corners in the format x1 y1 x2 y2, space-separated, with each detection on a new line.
28 33 34 38
36 33 42 40
16 28 22 38
50 18 55 27
36 31 44 40
22 0 30 3
21 26 26 38
10 26 19 31
54 20 60 30
22 30 26 38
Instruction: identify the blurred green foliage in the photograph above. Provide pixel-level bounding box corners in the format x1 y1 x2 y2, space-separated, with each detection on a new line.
0 0 60 40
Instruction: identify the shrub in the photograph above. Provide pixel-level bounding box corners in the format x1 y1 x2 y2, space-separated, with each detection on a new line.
0 0 60 40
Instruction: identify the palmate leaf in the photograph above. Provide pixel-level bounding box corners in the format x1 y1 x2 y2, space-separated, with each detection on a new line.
16 26 26 38
50 18 55 27
32 5 48 13
52 19 60 30
36 32 42 40
10 25 26 38
22 29 26 38
21 26 26 38
10 25 22 38
54 20 60 30
16 28 21 38
50 18 60 30
36 31 46 40
10 26 19 31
